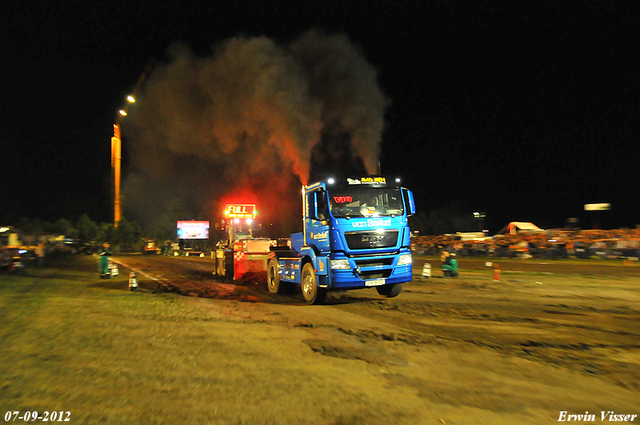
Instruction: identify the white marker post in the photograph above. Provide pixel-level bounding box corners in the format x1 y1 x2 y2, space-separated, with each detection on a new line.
422 263 431 278
129 271 138 291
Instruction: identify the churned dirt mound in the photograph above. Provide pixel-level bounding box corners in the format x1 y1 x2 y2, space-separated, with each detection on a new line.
107 255 272 302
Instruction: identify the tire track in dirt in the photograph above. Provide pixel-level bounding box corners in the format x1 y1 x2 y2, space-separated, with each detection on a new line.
108 254 640 391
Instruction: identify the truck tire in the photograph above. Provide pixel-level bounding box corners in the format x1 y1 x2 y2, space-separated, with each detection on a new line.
267 257 284 294
301 263 327 305
376 283 403 298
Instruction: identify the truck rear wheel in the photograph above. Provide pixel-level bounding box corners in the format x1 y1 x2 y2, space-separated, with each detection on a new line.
267 258 283 294
376 283 403 298
301 263 326 305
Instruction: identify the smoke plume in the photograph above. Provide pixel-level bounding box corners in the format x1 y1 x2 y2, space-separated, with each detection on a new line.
123 29 388 234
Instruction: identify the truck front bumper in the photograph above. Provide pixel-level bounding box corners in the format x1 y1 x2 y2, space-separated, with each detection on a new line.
327 251 412 290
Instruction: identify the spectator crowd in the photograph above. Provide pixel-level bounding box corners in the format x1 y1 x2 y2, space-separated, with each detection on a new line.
412 228 640 260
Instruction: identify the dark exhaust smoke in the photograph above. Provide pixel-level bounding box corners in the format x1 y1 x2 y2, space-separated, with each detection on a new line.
123 29 388 233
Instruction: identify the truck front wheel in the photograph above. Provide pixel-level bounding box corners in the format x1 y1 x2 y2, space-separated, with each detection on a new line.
301 263 327 305
376 283 403 298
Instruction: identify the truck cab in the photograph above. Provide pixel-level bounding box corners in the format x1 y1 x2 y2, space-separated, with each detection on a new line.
269 176 416 304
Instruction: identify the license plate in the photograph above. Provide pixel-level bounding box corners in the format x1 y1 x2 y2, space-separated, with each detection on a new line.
365 278 385 287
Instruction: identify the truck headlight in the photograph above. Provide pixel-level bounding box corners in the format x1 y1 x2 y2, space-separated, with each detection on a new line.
397 254 412 265
330 259 351 270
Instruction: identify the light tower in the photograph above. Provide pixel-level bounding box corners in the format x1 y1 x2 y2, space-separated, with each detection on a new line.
111 96 135 227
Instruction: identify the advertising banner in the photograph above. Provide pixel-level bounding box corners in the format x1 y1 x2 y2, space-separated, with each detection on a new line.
177 221 210 239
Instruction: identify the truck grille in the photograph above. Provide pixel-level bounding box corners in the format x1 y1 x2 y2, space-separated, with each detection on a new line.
354 257 394 280
354 258 394 268
344 230 398 250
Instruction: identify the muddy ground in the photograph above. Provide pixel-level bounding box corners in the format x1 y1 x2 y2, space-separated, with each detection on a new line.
1 254 639 424
119 255 640 419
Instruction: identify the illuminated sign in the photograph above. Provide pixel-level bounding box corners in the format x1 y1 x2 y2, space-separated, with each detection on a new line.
347 176 387 185
333 196 353 204
224 204 257 219
177 221 210 239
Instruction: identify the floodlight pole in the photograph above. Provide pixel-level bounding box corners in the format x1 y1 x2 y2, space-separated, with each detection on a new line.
112 123 122 227
110 59 155 228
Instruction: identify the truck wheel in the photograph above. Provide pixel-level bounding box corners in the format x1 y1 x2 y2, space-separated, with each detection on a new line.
376 283 403 298
267 258 283 294
301 263 326 305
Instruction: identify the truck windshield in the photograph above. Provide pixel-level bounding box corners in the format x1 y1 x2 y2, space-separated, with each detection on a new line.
329 188 404 218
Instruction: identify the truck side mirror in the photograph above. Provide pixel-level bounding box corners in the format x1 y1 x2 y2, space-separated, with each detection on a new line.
307 190 329 222
306 194 316 219
404 189 416 216
317 194 328 221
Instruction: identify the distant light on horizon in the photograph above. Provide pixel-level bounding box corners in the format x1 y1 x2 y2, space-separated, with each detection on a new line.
118 109 127 116
126 95 136 103
585 203 611 211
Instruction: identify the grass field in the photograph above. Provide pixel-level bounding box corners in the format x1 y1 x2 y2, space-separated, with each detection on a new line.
0 257 309 424
1 256 429 425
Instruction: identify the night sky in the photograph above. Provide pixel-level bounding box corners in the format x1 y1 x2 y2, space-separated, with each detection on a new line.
3 0 640 232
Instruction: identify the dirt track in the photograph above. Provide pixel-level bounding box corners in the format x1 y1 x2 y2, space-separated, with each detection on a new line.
109 254 640 423
2 254 639 424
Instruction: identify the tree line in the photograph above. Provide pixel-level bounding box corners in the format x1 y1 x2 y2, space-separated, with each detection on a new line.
14 214 178 253
12 200 487 252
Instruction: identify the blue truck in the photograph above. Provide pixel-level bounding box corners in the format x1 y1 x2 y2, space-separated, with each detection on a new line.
267 176 416 304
